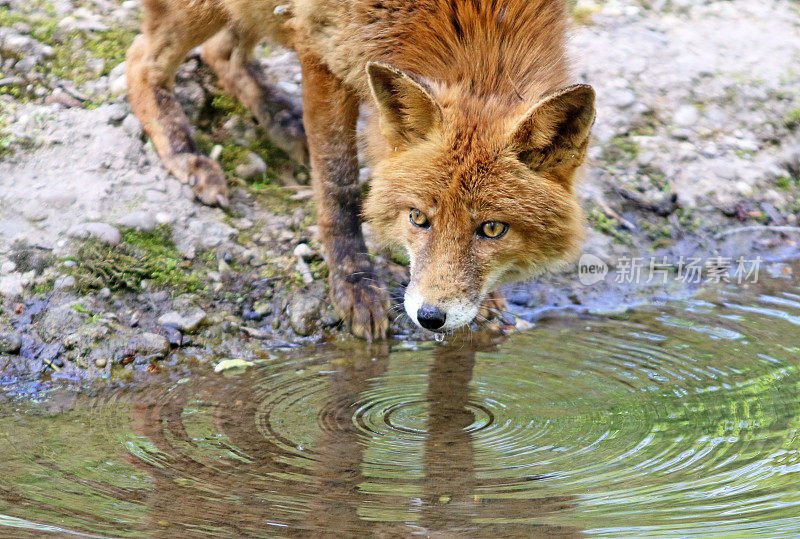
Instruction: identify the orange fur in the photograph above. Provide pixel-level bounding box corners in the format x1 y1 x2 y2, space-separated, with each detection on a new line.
126 0 595 338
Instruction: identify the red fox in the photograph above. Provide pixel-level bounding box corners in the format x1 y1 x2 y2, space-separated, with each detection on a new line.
126 0 595 340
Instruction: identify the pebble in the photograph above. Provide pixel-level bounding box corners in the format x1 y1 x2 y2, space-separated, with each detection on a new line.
0 331 22 354
214 359 255 373
106 103 128 123
235 152 268 181
607 88 637 109
108 61 127 95
293 243 314 260
94 358 108 368
0 274 24 297
121 114 143 138
66 223 122 245
0 261 16 274
674 105 700 127
253 299 273 317
116 211 157 232
158 309 207 333
289 295 321 336
290 189 315 201
129 332 171 358
0 29 53 60
53 275 76 290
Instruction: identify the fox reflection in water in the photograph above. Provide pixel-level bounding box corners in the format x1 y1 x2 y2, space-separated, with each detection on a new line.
127 337 579 537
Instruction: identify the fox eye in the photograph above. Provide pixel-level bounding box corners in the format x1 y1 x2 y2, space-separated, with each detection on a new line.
477 221 509 239
410 208 430 229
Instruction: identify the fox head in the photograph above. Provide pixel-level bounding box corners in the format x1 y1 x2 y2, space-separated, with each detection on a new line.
363 62 595 333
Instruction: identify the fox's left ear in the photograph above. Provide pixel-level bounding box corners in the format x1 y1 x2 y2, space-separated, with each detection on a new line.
367 61 443 150
510 84 596 186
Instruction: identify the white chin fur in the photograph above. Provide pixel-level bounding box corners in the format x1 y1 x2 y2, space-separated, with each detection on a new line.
404 289 423 327
404 287 480 333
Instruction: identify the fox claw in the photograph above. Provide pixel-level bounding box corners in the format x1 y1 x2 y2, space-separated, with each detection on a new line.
330 270 390 342
177 154 229 208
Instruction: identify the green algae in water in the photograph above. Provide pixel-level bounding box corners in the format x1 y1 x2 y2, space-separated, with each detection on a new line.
2 269 800 536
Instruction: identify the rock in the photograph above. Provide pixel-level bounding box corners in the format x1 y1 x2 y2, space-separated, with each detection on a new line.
53 275 76 290
174 80 206 121
253 299 273 317
0 261 16 274
670 128 692 141
14 55 37 72
108 61 126 82
161 325 183 347
214 358 255 373
289 294 321 336
44 88 83 108
235 152 268 181
607 88 636 109
121 114 143 138
673 105 700 127
0 332 22 354
105 103 127 124
0 274 24 297
290 189 314 201
94 358 108 368
293 243 314 260
37 303 89 341
116 211 156 232
110 73 128 95
108 61 127 95
67 223 122 245
39 343 64 368
0 28 53 61
129 332 171 358
158 309 207 333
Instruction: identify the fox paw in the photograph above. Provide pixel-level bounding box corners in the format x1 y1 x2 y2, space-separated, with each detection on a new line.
175 154 230 208
479 291 509 327
330 271 390 342
266 108 309 166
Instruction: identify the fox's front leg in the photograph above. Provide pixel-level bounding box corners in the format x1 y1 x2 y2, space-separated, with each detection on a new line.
299 54 389 341
127 27 228 207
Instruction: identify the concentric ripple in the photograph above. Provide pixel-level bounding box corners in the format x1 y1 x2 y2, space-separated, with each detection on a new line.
2 266 800 536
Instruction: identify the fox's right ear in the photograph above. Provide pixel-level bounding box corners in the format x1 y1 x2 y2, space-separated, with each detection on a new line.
367 62 443 150
510 84 596 186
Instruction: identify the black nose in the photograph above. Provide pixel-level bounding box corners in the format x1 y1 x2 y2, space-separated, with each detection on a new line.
417 305 446 331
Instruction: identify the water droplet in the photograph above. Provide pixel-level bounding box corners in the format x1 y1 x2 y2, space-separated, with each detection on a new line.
434 333 445 342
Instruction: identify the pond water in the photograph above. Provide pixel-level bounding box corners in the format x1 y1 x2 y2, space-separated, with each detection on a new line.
1 264 800 537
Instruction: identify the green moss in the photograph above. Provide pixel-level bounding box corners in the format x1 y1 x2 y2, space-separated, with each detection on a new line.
0 4 137 87
676 207 700 233
629 110 661 136
210 93 248 117
308 259 330 280
572 5 598 25
588 208 632 244
639 164 669 192
65 226 205 294
641 220 672 242
32 279 55 295
784 107 800 130
0 114 12 157
45 27 138 84
776 176 793 190
602 135 640 166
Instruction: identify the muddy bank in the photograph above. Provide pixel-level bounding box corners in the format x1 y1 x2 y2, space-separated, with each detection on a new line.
1 0 800 385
